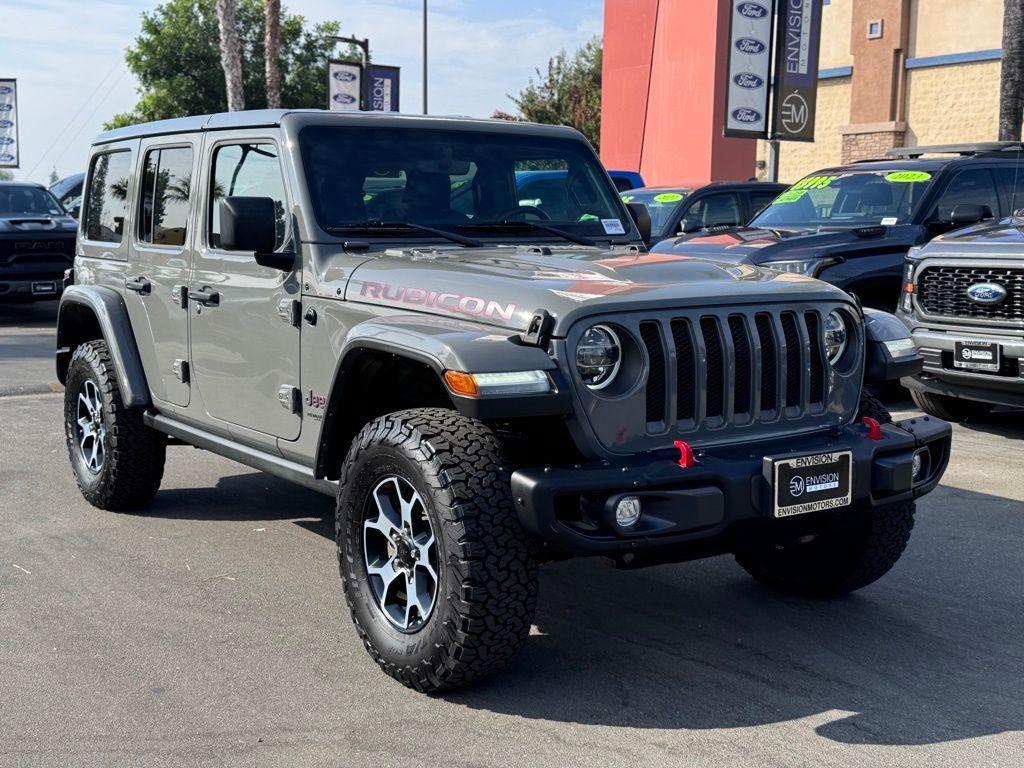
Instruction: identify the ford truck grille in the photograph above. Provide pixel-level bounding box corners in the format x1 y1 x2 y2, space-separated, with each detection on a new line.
568 303 862 455
917 265 1024 321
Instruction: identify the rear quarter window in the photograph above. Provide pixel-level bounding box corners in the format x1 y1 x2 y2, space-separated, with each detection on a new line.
84 150 133 243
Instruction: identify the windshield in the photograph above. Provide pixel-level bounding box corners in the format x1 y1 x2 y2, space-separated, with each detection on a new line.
750 170 933 228
0 186 65 216
620 189 689 235
299 125 631 241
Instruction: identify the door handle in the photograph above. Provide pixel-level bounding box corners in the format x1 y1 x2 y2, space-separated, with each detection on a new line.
187 287 220 307
126 276 152 295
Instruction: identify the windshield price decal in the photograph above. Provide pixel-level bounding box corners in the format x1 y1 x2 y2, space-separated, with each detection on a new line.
652 192 684 204
773 189 807 204
885 171 932 183
790 174 839 191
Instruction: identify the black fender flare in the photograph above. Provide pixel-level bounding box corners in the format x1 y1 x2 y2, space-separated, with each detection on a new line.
312 317 571 479
56 285 151 408
862 307 922 383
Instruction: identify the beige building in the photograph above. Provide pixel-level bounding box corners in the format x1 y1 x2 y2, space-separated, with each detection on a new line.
759 0 1006 183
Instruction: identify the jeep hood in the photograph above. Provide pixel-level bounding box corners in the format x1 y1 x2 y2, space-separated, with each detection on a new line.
650 225 921 265
345 245 851 335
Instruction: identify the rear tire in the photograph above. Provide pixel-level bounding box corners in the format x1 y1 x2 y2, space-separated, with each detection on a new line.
337 408 538 692
63 340 166 510
736 499 916 598
910 390 992 422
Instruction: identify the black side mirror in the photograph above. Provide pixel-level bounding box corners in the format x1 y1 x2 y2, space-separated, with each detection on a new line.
949 203 993 227
219 196 294 270
626 202 652 242
69 205 81 220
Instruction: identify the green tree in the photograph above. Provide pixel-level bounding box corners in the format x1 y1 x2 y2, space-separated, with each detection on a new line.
499 37 602 151
0 169 14 181
106 0 359 129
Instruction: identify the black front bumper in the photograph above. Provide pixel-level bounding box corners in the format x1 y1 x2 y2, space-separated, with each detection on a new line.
510 416 951 560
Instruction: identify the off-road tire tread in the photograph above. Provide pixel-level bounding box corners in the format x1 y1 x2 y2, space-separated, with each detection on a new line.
909 389 992 422
65 340 165 510
737 499 916 598
857 390 893 423
337 408 538 693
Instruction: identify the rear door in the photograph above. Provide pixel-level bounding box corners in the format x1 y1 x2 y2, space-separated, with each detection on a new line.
188 134 301 439
123 137 198 407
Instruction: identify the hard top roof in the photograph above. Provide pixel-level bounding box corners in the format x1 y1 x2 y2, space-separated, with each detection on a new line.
92 109 583 146
0 179 43 188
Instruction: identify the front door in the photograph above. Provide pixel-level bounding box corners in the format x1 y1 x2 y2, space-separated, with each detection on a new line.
123 138 198 407
189 136 301 439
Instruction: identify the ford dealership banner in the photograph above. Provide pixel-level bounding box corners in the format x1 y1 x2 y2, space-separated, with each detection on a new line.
0 79 18 168
328 61 363 112
771 0 823 142
367 65 400 112
724 1 774 139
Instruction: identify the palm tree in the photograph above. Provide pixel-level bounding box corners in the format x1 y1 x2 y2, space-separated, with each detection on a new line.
265 0 282 109
216 0 246 111
999 0 1024 141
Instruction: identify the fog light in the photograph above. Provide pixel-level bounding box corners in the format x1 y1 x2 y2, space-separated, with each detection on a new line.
615 496 642 528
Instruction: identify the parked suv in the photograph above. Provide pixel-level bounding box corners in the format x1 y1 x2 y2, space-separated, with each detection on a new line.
0 180 77 302
57 110 950 692
898 217 1024 420
651 143 1024 311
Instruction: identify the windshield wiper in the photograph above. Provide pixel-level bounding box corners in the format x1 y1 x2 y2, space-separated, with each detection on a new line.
458 219 599 247
326 221 484 248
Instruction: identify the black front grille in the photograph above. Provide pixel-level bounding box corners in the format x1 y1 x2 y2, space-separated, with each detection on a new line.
640 309 831 431
917 265 1024 321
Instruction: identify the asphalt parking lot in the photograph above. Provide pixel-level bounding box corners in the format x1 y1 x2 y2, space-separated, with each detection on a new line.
2 305 1023 767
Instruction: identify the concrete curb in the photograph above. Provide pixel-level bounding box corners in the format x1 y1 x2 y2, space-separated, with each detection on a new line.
0 380 64 398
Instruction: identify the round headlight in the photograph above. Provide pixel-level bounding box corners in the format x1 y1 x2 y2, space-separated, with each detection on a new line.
577 324 621 389
824 311 848 364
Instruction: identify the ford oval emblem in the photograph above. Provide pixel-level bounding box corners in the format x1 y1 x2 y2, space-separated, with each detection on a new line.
332 70 357 82
733 72 765 89
966 282 1008 305
735 38 767 55
0 85 11 94
732 107 762 124
0 136 13 145
0 103 12 112
737 2 769 19
0 152 15 162
0 120 11 128
332 93 357 104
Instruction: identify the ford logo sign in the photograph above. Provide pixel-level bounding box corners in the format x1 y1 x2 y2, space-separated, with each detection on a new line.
332 70 357 82
0 136 13 145
732 107 762 124
735 38 767 55
332 93 357 104
733 72 764 89
0 85 11 94
0 103 12 112
0 152 15 162
0 120 11 128
737 2 769 19
966 282 1007 305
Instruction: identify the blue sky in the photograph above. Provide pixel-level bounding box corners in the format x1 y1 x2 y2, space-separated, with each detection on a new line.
0 0 603 183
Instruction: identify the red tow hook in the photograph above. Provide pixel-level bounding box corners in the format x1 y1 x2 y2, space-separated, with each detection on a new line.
862 417 883 440
674 440 696 468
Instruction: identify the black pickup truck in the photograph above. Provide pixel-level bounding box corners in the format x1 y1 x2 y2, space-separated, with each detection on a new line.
0 180 78 303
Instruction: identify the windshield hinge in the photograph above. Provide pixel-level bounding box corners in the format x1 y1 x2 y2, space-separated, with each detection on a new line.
521 309 554 348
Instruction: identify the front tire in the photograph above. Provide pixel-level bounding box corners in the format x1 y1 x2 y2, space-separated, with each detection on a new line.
337 408 538 692
910 390 992 422
63 340 166 510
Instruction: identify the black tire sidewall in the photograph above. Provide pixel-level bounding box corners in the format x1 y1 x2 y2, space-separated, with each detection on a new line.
64 346 114 495
340 441 452 667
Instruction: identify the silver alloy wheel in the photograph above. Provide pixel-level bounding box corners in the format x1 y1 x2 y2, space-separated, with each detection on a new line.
75 379 106 474
363 475 439 632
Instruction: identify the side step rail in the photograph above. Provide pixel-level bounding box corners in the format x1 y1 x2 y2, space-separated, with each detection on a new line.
143 411 337 497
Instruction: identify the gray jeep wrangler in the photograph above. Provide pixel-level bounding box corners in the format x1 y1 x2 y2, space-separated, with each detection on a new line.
57 110 951 692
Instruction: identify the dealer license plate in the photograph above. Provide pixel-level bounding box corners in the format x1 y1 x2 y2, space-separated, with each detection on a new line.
770 451 853 518
953 340 1001 372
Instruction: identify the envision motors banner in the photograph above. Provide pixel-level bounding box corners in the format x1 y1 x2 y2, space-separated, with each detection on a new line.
366 65 400 112
723 1 775 139
328 61 363 111
0 79 18 168
771 0 823 142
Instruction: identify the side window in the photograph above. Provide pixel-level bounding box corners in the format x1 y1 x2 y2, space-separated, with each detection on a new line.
209 143 287 249
84 151 132 243
930 168 999 222
139 146 193 247
994 166 1024 216
748 189 780 219
679 193 742 233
